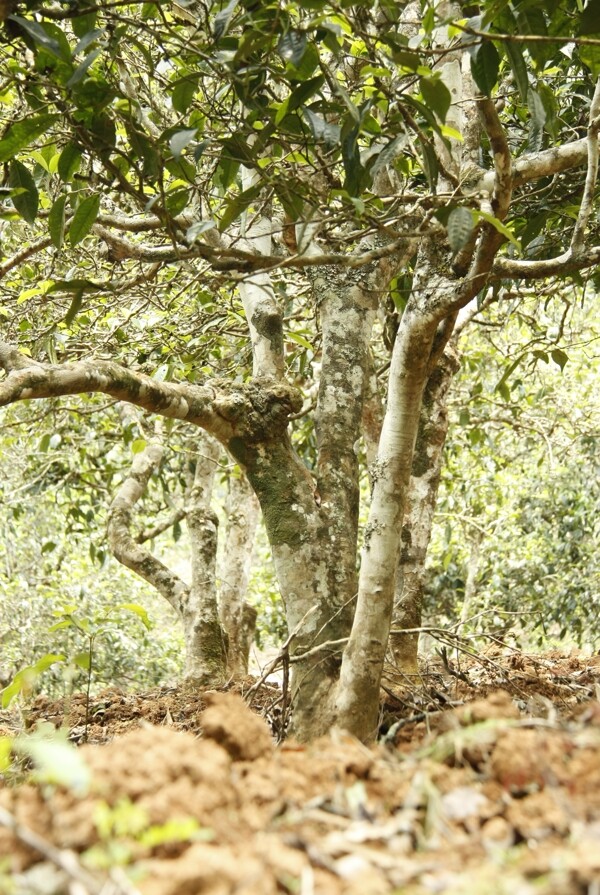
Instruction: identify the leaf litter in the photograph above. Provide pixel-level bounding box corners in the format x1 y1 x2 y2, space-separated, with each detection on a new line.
0 648 599 895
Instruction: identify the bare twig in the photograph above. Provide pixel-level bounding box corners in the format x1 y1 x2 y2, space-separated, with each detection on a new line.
245 605 319 698
0 806 141 895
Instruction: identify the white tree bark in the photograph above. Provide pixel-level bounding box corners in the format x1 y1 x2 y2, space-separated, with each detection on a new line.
218 472 260 677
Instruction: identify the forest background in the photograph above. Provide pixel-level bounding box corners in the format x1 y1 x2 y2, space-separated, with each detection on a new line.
0 0 599 742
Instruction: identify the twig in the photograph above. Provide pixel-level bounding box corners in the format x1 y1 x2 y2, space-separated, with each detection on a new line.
0 806 141 895
245 605 319 698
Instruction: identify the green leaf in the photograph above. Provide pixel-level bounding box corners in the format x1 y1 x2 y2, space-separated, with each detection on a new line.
73 651 92 670
302 107 341 145
16 724 91 794
278 30 307 67
528 88 546 129
285 41 319 80
58 143 82 182
73 28 105 56
165 188 190 216
474 209 521 250
275 75 324 125
72 11 98 38
579 0 600 34
213 0 238 39
64 290 84 326
0 115 60 163
67 46 102 88
288 331 313 350
186 220 217 242
48 278 103 294
8 15 65 59
172 77 198 114
1 654 66 708
219 182 262 232
131 438 147 454
9 161 39 224
551 348 569 370
369 135 408 178
495 355 523 395
48 195 67 249
69 193 100 246
420 76 451 122
117 603 152 629
579 42 600 76
470 41 500 96
446 206 474 251
504 41 529 104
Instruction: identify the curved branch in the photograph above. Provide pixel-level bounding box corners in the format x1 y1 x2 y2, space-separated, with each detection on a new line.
493 245 600 279
108 441 190 615
466 98 512 286
478 98 512 222
0 235 54 280
512 139 588 188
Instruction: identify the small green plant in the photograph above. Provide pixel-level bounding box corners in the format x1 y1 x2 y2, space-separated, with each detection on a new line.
1 603 152 740
83 797 213 870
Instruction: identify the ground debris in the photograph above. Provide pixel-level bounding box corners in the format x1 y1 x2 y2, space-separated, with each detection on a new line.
0 650 599 894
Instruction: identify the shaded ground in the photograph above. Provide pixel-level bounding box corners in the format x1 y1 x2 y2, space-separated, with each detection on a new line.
0 648 599 894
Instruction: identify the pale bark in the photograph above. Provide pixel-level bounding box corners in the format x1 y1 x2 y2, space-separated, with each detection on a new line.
237 169 285 380
107 441 190 617
334 301 440 739
218 472 259 677
459 527 484 631
184 435 228 684
106 432 228 684
388 347 460 678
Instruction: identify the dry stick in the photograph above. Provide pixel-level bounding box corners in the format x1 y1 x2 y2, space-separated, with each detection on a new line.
245 605 319 698
0 806 140 895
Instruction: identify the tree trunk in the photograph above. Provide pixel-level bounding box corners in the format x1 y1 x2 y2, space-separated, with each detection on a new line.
388 347 461 679
334 299 440 739
183 434 228 684
218 471 259 677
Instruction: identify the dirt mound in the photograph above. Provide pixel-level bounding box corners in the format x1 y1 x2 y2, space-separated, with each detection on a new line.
1 652 600 894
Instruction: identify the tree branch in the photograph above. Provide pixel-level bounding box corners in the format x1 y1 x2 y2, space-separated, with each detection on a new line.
570 76 600 255
0 344 233 439
512 139 588 188
0 236 54 280
108 441 190 615
492 245 600 279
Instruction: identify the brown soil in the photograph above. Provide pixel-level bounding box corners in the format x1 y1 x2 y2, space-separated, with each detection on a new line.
1 649 600 894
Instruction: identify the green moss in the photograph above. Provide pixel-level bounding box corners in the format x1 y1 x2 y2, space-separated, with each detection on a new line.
251 307 284 356
228 436 248 467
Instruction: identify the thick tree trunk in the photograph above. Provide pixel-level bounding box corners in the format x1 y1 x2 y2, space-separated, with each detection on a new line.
388 347 460 678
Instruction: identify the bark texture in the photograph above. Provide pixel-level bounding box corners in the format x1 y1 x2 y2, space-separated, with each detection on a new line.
389 347 461 678
218 472 259 677
107 432 228 685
